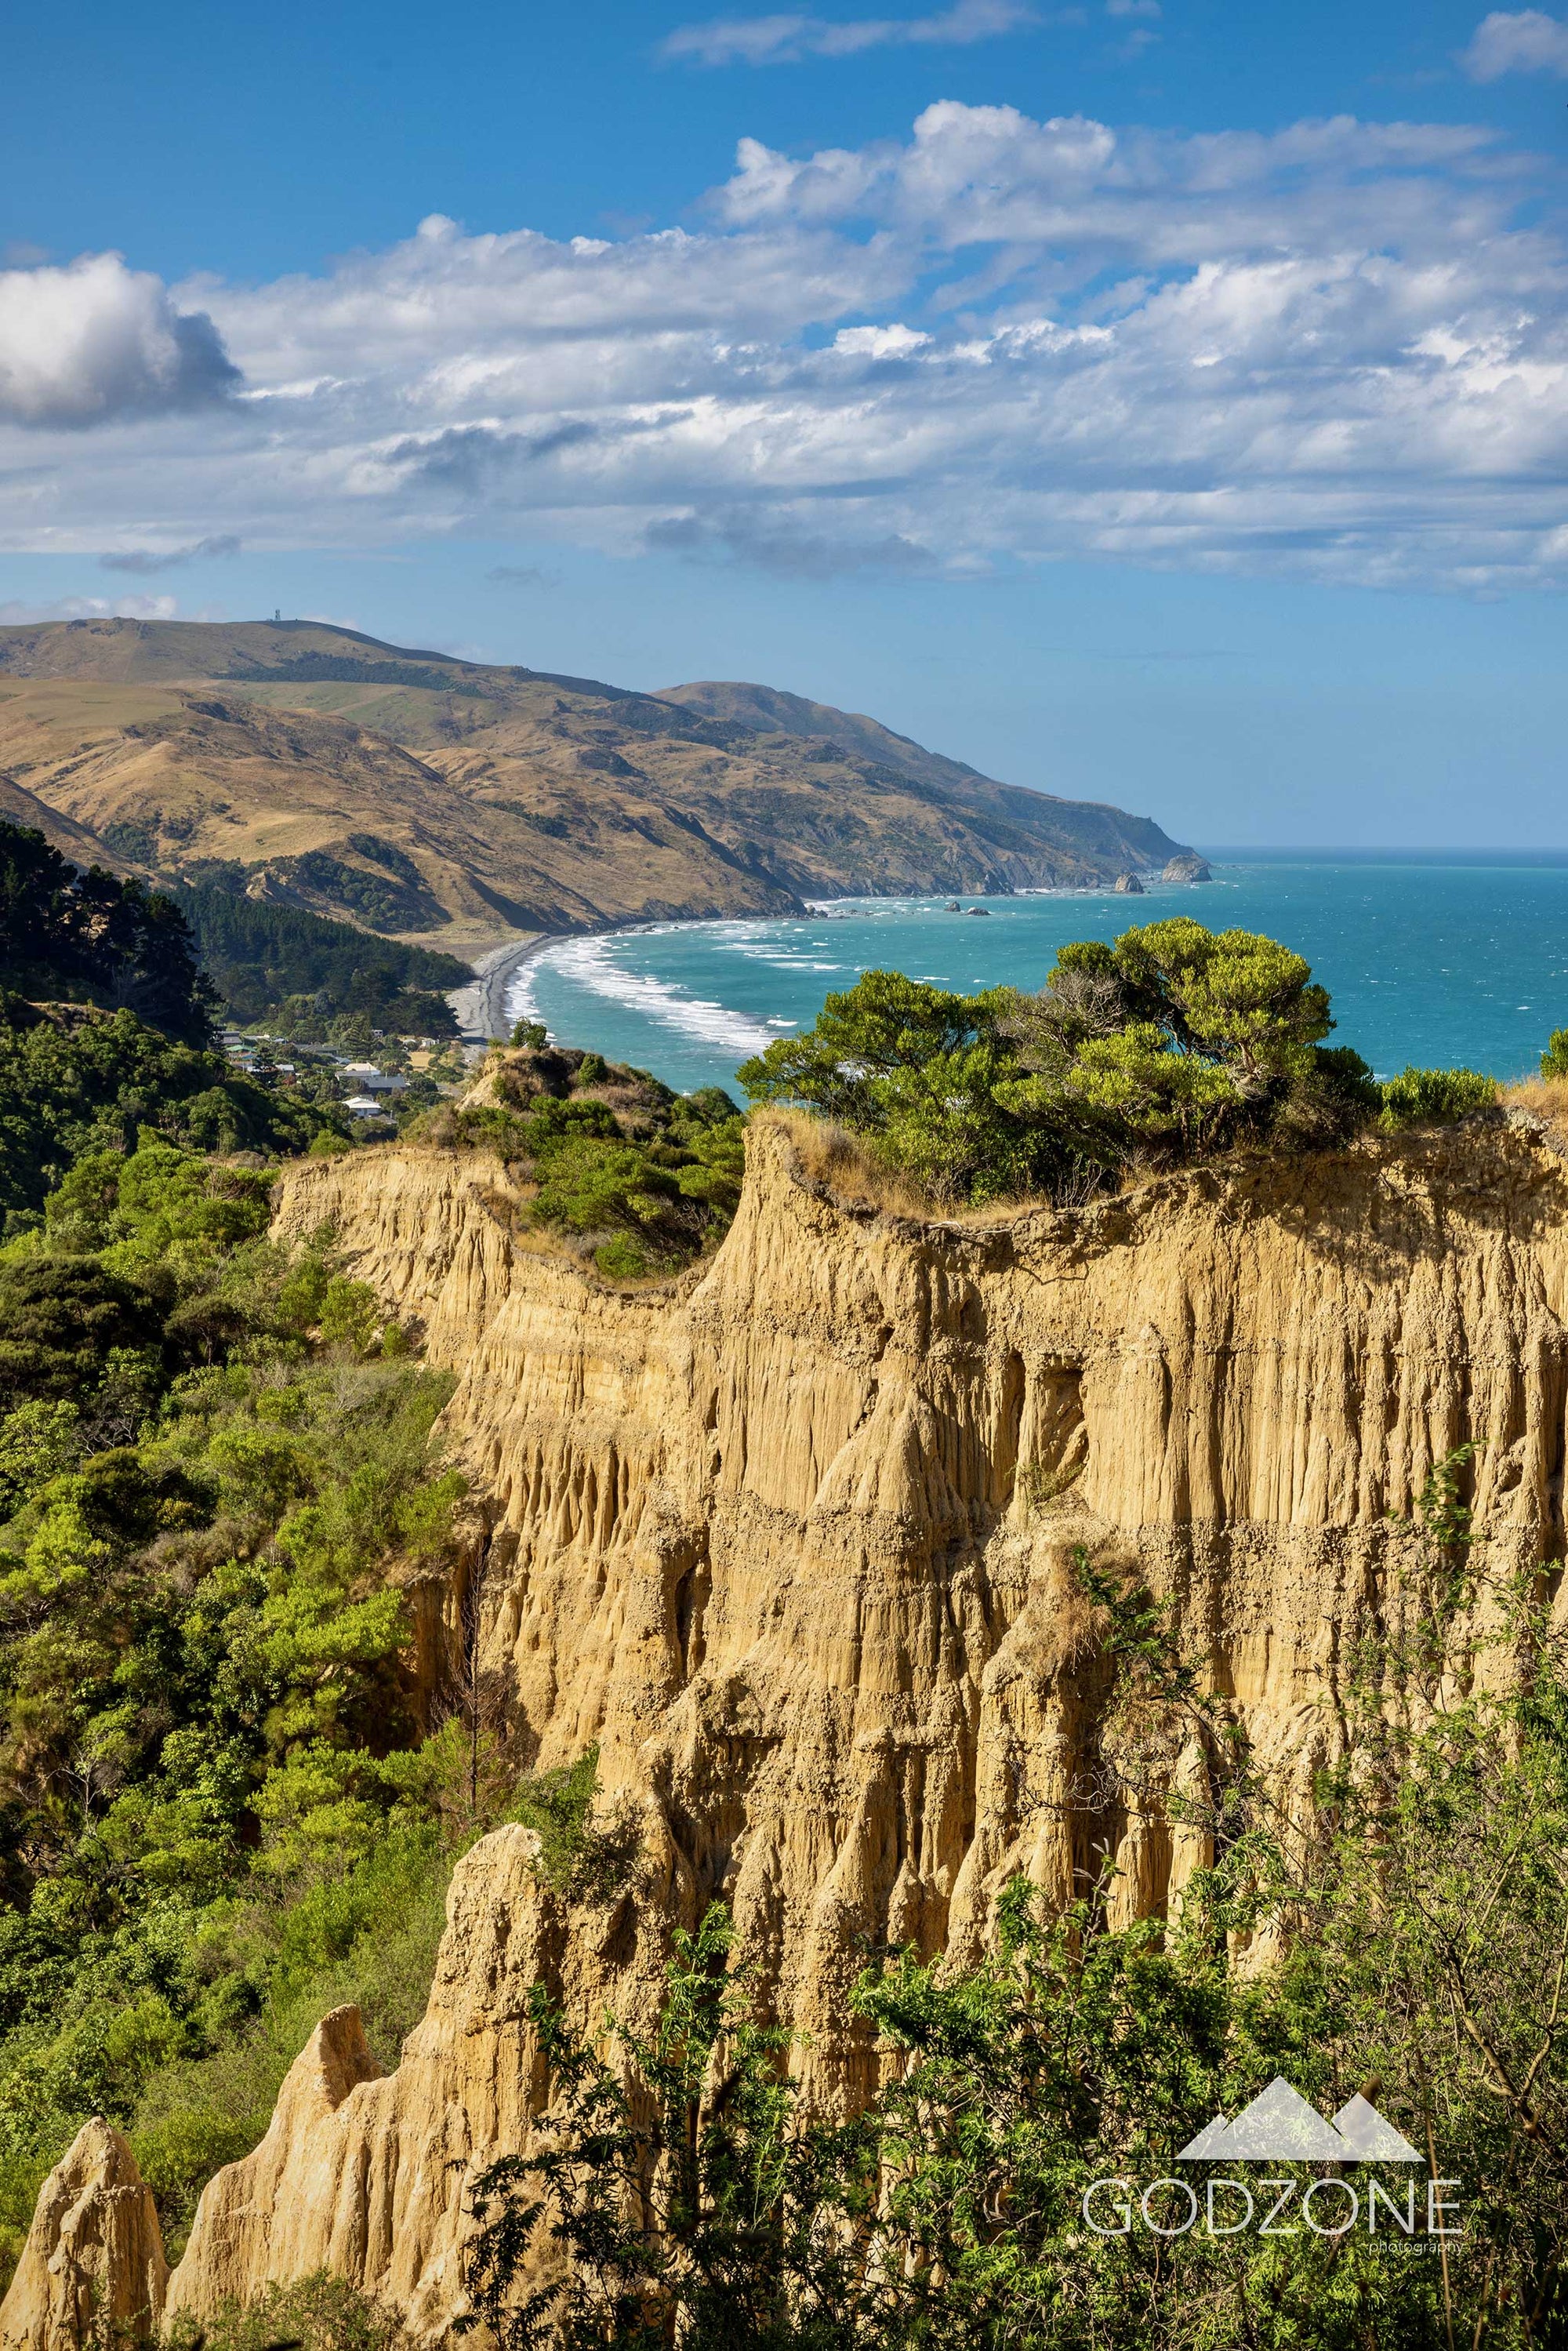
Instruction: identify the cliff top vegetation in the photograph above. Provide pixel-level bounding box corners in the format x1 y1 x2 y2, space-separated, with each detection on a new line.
739 918 1502 1208
416 1027 745 1281
407 919 1518 1266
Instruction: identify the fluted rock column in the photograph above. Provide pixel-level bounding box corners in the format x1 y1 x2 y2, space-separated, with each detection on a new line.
0 2119 167 2351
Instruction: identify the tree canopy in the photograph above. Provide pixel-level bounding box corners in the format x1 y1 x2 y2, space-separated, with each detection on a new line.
0 823 214 1045
739 921 1377 1204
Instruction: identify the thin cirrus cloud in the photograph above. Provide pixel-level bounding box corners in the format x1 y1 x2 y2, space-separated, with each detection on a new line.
659 0 1042 67
100 533 242 574
2 100 1568 593
1461 9 1568 75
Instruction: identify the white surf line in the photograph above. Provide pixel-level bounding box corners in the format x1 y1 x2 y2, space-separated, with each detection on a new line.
503 947 550 1033
506 932 791 1054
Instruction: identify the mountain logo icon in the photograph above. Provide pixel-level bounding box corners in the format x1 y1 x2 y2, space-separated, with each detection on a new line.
1176 2077 1423 2164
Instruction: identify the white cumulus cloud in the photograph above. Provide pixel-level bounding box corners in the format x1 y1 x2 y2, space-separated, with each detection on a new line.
1461 9 1568 77
2 101 1568 592
0 253 238 427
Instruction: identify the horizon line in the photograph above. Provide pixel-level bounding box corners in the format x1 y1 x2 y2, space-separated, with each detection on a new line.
1196 845 1568 858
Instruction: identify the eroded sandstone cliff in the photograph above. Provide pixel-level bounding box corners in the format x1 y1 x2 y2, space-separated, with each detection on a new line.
265 1110 1568 2051
0 2120 167 2351
18 1108 1568 2338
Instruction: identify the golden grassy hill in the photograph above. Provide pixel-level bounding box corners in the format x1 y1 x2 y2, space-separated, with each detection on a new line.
0 618 1192 952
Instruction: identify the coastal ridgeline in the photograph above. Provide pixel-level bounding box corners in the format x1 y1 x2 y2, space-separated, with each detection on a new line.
0 617 1196 942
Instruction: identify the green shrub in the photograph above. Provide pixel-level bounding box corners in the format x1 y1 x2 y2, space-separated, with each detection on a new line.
0 1259 163 1408
1377 1064 1497 1129
593 1234 648 1280
739 923 1375 1205
318 1275 382 1352
430 1050 746 1271
166 2272 412 2351
0 1094 501 2290
129 2107 261 2234
509 1747 639 1905
1542 1027 1568 1081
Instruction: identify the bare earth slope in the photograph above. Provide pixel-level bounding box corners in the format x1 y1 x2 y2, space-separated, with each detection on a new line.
0 620 1191 948
657 677 1181 874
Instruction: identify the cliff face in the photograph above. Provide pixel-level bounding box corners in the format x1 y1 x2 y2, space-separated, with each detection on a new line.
0 2121 167 2351
267 1114 1568 2021
26 1112 1568 2336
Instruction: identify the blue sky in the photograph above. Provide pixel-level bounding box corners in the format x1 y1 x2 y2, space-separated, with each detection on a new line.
2 0 1566 845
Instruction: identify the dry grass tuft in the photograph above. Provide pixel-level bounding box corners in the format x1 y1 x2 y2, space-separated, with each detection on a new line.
760 1107 1090 1227
760 1108 933 1219
1503 1075 1568 1122
757 1109 934 1215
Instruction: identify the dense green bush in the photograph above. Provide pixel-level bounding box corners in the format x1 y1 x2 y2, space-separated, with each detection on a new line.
1377 1063 1497 1128
175 885 468 1037
0 1137 498 2273
426 1048 745 1277
739 922 1378 1205
0 999 347 1212
1543 1028 1568 1081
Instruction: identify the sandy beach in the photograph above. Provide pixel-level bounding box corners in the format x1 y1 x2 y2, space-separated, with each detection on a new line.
445 932 568 1042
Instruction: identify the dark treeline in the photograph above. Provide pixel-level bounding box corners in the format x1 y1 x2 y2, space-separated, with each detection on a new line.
0 826 347 1209
171 883 469 1035
0 823 214 1045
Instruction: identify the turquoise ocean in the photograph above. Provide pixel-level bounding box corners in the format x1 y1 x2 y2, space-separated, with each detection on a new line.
506 852 1568 1100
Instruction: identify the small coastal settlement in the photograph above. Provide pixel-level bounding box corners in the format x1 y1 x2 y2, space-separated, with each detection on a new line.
219 1029 475 1134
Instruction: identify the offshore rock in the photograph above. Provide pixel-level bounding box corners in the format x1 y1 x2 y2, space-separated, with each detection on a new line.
0 2120 167 2351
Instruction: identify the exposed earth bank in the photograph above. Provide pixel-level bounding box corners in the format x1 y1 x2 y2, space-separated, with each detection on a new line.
14 1106 1565 2344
